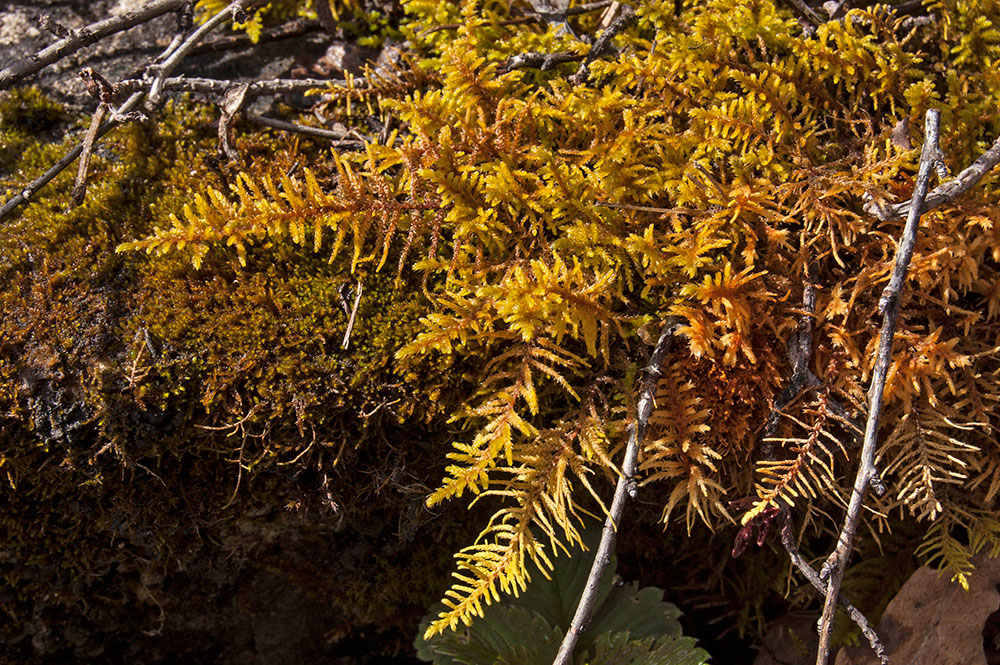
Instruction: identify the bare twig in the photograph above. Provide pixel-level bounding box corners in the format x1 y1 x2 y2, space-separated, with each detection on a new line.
776 510 888 664
118 75 346 97
551 317 683 665
865 128 1000 221
188 17 321 55
246 115 366 145
342 281 363 350
778 0 823 27
762 269 822 453
813 109 941 665
71 103 109 207
147 0 253 106
569 3 635 84
0 0 188 91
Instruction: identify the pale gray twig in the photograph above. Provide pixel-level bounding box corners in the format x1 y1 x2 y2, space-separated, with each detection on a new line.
0 0 187 91
551 317 682 665
866 124 1000 221
342 282 363 350
147 0 256 106
813 108 942 665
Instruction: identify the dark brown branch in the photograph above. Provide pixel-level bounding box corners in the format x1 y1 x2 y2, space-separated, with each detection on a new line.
777 0 823 27
551 317 683 665
777 511 887 665
38 14 71 39
814 108 942 665
0 0 188 92
762 273 821 451
314 0 339 33
865 128 1000 221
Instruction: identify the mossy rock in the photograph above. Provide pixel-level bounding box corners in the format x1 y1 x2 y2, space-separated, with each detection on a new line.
0 88 477 663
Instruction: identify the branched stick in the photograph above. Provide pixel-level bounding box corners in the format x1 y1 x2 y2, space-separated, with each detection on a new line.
147 0 257 106
551 316 682 665
0 0 188 91
866 124 1000 221
813 108 942 665
776 510 887 665
0 90 145 222
0 74 343 220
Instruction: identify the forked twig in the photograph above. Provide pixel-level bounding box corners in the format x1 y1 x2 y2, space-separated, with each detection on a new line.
813 108 942 665
0 0 188 91
776 509 887 664
866 122 1000 221
551 316 683 665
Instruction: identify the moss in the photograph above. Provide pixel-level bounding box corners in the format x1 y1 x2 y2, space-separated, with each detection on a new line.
0 89 472 662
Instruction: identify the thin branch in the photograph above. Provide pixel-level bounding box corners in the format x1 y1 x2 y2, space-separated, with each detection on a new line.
147 0 256 106
776 510 887 665
119 75 346 96
813 108 942 665
71 103 109 206
866 124 1000 221
187 17 321 55
569 3 636 84
0 90 145 222
0 0 188 91
551 316 683 665
777 0 823 27
246 115 366 145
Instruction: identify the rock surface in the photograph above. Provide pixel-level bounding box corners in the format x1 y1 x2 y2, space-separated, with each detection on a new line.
0 1 331 111
835 554 1000 665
